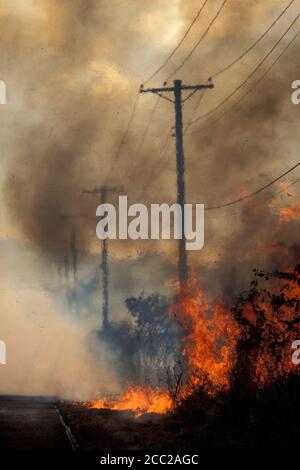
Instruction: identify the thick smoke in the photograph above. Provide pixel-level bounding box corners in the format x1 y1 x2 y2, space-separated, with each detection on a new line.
0 0 299 396
2 1 299 262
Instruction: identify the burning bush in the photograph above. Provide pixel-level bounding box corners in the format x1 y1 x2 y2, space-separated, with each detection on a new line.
232 263 300 389
88 263 300 417
169 275 239 397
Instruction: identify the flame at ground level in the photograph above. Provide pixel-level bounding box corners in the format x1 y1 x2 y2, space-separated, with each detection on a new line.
88 276 239 415
88 386 174 416
87 266 299 416
88 277 238 415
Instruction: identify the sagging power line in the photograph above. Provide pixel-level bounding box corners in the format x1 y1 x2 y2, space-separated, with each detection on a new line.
112 0 225 183
165 0 228 82
210 0 295 80
106 0 227 191
192 12 300 123
108 0 296 189
186 27 300 135
106 92 140 180
206 179 300 220
183 1 296 133
206 161 300 210
131 96 161 174
143 0 210 85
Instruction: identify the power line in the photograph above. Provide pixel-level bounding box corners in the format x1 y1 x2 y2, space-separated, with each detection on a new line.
142 131 227 198
130 95 161 175
135 96 160 154
166 0 228 82
106 91 140 180
210 0 296 79
184 1 297 132
108 92 161 185
184 88 206 132
138 130 172 199
143 0 210 85
178 0 295 135
211 29 300 124
206 161 300 210
126 1 211 183
206 179 300 219
192 12 300 122
134 0 227 190
186 27 300 135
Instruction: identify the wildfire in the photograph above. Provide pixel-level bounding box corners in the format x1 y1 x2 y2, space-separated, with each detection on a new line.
170 275 239 395
87 267 299 416
88 386 173 417
268 181 300 223
278 203 300 223
278 180 295 195
88 276 240 415
254 272 300 385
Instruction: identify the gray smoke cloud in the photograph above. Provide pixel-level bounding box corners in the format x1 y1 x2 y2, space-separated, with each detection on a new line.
0 0 299 397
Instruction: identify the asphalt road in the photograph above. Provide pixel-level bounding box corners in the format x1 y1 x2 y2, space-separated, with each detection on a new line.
0 396 74 450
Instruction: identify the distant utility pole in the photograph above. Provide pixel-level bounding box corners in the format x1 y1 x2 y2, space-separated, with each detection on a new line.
140 79 214 287
82 185 123 330
60 213 82 282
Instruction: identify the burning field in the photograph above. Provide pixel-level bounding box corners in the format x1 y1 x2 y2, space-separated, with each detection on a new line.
84 262 300 428
54 262 300 451
0 0 300 453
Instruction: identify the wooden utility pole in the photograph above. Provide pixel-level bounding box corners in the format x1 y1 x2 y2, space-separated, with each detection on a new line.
82 185 123 330
60 213 82 282
140 79 214 287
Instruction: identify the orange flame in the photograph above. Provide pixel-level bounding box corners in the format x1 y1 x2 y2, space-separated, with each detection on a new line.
170 275 239 395
87 268 299 415
88 386 173 417
254 274 300 385
278 203 300 223
88 276 240 414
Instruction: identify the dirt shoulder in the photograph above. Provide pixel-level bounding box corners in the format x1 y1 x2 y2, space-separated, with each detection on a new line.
57 401 205 451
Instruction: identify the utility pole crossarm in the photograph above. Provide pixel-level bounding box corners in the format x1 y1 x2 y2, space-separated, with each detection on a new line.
82 185 124 195
140 82 214 95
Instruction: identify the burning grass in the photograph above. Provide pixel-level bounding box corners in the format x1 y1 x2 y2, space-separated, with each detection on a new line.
87 264 300 417
88 386 173 417
88 275 240 415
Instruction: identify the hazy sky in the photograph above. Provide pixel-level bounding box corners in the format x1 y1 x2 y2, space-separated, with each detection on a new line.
0 0 299 397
